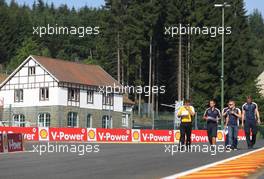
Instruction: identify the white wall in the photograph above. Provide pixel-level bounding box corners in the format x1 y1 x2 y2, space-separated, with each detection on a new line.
0 87 60 108
1 58 57 91
0 87 123 112
80 90 102 110
114 94 123 112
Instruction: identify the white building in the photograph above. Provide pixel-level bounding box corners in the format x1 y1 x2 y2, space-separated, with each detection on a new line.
0 55 133 128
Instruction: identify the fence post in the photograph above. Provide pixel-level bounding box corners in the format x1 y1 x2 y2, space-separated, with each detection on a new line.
9 104 12 127
195 112 198 129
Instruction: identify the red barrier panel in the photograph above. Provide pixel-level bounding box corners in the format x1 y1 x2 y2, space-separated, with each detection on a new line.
190 129 246 143
191 130 209 143
238 130 246 141
140 130 174 143
0 134 3 152
7 133 23 152
0 127 247 143
49 128 87 141
0 127 38 141
96 128 131 142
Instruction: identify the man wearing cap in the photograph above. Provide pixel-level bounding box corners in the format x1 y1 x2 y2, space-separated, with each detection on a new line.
177 99 195 149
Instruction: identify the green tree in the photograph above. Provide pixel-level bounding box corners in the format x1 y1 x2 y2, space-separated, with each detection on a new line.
7 37 50 71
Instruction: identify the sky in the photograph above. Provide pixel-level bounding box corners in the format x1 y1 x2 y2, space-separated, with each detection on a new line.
5 0 264 16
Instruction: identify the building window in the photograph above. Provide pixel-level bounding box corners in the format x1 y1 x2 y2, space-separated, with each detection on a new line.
38 113 51 127
102 93 114 106
40 88 49 101
86 114 92 128
102 115 112 128
87 91 94 104
13 114 25 127
122 114 128 127
14 89 23 102
28 66 35 75
67 112 78 127
68 88 80 102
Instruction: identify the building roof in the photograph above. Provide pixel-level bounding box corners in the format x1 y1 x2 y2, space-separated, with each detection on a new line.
31 55 120 87
123 94 135 106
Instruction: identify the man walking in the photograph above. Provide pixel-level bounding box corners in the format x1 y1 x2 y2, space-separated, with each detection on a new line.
177 99 195 149
225 100 241 150
222 105 229 146
242 96 261 149
203 100 221 146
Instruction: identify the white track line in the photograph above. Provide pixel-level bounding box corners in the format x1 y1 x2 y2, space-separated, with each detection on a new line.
161 146 264 179
0 150 34 155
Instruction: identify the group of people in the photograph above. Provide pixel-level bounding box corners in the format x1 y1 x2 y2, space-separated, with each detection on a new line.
177 96 261 150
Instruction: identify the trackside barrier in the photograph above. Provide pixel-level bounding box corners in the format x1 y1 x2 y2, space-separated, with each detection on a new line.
132 129 140 142
140 129 174 143
0 127 246 143
0 133 23 153
0 134 3 152
7 133 23 152
0 127 38 141
95 128 131 142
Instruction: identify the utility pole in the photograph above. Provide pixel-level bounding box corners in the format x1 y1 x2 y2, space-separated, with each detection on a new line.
152 51 155 129
138 64 142 117
214 2 230 129
121 48 124 85
117 32 121 83
178 33 182 101
148 36 152 117
186 34 190 99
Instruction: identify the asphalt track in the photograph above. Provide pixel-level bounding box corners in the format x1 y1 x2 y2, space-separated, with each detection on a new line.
0 140 264 179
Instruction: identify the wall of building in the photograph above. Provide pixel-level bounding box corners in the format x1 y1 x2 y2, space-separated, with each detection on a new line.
1 106 128 128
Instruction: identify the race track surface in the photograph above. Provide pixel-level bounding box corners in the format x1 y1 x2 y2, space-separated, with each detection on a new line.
0 140 264 179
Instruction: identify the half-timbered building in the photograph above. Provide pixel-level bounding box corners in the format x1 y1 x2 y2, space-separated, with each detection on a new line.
0 55 133 128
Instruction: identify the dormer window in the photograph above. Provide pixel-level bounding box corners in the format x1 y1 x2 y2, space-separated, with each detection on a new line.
28 66 35 75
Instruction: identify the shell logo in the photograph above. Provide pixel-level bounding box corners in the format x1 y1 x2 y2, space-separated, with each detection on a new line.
40 129 48 139
217 131 223 141
88 130 95 139
175 131 180 140
133 131 139 140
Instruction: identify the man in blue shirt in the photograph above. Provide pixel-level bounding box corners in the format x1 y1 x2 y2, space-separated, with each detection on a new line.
203 100 221 146
225 100 241 150
242 96 261 149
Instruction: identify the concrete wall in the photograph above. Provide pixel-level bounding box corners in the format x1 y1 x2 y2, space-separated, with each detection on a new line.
1 106 129 128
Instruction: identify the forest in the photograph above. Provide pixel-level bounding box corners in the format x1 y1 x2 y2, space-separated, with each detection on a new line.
0 0 264 115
